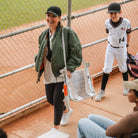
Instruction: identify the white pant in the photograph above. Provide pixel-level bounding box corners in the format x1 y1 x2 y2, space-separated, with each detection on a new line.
103 44 127 74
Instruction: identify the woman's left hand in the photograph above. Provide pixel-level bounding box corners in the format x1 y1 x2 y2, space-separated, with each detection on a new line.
67 71 72 78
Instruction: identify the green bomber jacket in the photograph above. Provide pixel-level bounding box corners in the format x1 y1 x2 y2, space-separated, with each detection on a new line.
35 25 82 83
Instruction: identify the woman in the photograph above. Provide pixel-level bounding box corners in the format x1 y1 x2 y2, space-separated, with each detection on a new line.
77 79 138 138
35 6 82 129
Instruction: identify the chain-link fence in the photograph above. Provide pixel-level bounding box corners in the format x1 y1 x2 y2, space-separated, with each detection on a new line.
0 0 138 120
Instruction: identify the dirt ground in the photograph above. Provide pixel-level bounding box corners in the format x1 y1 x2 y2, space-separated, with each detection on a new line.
2 72 135 138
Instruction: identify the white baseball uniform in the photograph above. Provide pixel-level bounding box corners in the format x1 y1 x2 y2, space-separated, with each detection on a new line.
103 17 131 74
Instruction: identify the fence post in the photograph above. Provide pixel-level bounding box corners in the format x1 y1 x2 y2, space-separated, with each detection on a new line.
67 0 72 27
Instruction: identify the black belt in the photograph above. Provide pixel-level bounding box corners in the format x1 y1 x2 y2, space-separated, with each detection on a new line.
110 45 120 48
108 42 124 48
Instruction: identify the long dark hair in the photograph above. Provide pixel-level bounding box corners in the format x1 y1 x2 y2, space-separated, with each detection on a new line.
46 22 62 62
133 89 138 98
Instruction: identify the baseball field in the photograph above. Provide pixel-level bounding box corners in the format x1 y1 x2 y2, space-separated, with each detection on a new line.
0 0 112 30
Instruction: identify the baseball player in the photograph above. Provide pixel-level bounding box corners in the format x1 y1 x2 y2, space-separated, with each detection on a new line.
95 3 131 102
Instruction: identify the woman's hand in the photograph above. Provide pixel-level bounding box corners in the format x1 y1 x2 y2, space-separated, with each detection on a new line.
67 71 71 78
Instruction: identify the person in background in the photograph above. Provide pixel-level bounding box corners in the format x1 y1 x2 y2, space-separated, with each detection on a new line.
77 79 138 138
0 128 7 138
95 3 131 102
35 6 82 130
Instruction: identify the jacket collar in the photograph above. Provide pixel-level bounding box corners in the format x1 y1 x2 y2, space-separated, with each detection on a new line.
110 17 123 28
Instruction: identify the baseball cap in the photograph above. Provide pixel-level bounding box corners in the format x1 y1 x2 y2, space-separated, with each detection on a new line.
108 3 121 13
45 6 61 17
123 79 138 91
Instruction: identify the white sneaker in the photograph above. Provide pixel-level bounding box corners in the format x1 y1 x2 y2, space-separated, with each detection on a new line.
95 90 105 102
60 108 73 126
123 88 129 96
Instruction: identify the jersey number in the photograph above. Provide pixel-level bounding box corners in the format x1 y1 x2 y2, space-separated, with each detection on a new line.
119 37 125 43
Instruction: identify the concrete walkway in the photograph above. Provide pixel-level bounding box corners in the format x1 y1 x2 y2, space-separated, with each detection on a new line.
3 72 134 138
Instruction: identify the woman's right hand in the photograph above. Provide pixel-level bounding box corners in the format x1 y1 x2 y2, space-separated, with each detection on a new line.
67 71 71 79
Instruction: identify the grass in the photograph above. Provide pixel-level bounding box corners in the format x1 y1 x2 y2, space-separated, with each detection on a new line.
0 0 111 31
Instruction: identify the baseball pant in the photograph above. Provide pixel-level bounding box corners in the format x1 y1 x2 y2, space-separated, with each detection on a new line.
103 44 127 74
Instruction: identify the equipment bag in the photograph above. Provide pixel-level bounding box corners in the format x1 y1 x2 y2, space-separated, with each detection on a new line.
127 52 138 79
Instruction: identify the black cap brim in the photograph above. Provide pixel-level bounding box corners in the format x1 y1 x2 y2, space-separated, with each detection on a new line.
45 11 58 17
108 10 120 13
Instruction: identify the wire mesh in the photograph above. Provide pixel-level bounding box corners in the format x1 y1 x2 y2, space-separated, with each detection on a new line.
0 0 138 116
